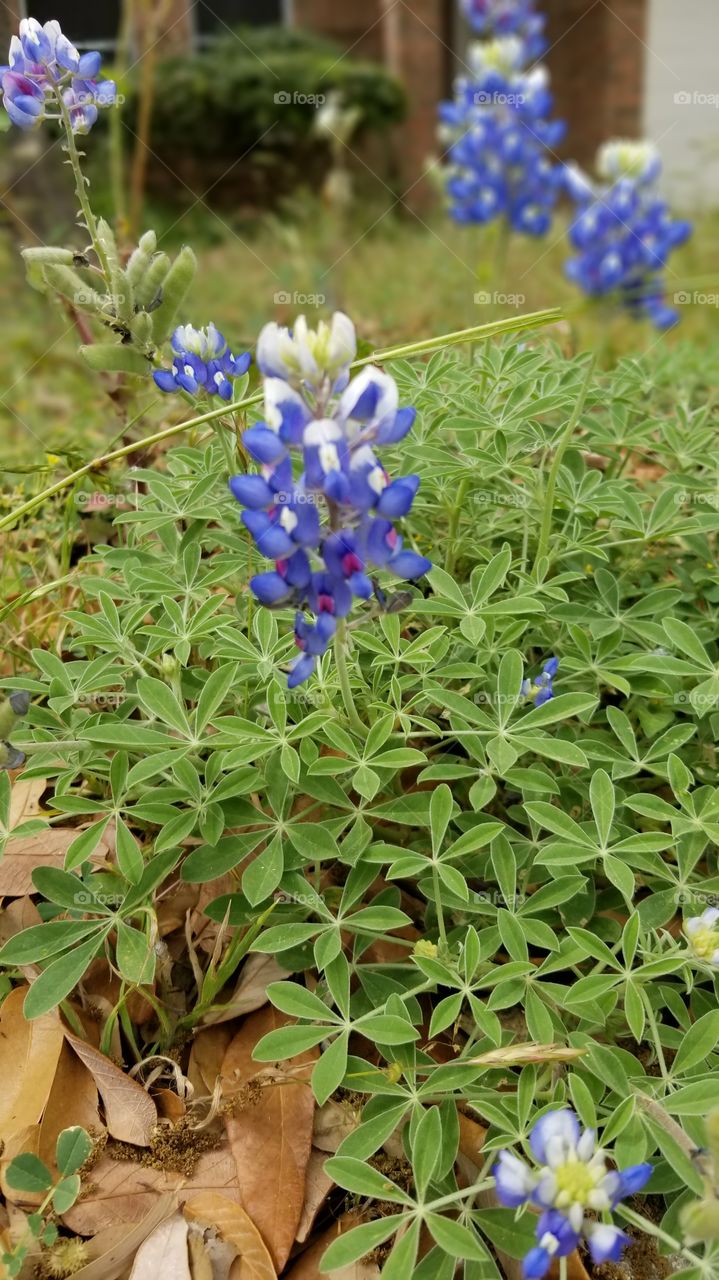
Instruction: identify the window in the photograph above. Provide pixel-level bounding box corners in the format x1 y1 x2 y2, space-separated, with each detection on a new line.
196 0 282 36
28 1 122 48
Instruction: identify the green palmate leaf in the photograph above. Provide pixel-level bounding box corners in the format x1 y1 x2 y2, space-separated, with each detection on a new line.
323 1156 413 1202
136 677 192 736
24 930 110 1019
311 1031 349 1106
429 784 454 855
115 922 155 985
426 1215 487 1260
319 1214 408 1272
115 818 144 885
252 1024 330 1060
589 769 615 845
267 981 341 1023
0 920 103 965
55 1127 93 1176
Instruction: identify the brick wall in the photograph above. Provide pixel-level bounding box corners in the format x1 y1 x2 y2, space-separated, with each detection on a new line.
543 0 647 168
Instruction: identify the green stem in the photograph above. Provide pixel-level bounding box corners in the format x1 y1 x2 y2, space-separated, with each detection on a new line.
533 356 595 574
446 476 470 578
334 618 366 738
55 87 110 281
2 309 561 536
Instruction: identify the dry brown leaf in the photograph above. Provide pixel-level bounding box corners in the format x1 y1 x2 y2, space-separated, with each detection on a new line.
68 1194 177 1280
202 954 290 1027
0 898 42 948
64 1031 157 1147
183 1194 275 1280
0 827 111 896
155 1088 187 1122
189 1025 234 1096
313 1099 361 1153
9 777 47 828
129 1212 192 1279
295 1149 334 1244
63 1147 239 1235
187 1223 238 1280
39 1041 103 1171
285 1212 378 1279
222 1006 317 1272
0 987 64 1144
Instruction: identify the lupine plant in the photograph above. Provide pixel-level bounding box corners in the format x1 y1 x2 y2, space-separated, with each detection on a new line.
460 0 548 58
0 12 717 1280
438 33 565 238
563 139 693 329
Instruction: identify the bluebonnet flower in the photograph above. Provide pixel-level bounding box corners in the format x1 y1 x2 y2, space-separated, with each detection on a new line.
1 17 116 133
494 1110 652 1279
461 0 547 58
522 656 558 705
153 324 251 400
563 139 692 330
229 312 431 686
438 35 565 236
684 907 719 967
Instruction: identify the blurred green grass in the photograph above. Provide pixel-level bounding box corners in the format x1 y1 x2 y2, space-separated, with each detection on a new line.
0 197 717 473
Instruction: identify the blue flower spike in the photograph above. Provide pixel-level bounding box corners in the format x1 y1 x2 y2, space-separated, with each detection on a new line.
229 311 431 686
563 139 692 330
522 656 558 706
494 1109 652 1279
153 324 251 400
2 18 116 133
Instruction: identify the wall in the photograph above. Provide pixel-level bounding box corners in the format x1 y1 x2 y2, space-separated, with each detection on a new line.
643 0 719 210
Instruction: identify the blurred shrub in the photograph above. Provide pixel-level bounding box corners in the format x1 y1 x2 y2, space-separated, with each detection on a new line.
121 26 406 202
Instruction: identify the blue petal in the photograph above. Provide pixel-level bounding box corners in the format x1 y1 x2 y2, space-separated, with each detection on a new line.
250 571 293 606
522 1248 552 1280
388 550 431 580
615 1162 653 1201
243 425 286 465
288 653 316 687
530 1110 580 1164
153 370 178 393
228 474 275 510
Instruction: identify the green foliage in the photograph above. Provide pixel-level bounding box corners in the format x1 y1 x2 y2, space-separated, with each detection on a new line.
2 337 719 1272
1 1128 89 1276
119 26 405 182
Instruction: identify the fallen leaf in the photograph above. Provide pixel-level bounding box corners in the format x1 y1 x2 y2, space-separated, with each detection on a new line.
202 954 290 1027
222 1006 317 1272
183 1194 275 1280
9 777 47 828
64 1031 157 1146
295 1149 334 1243
285 1212 378 1279
39 1041 103 1171
187 1222 238 1280
313 1099 360 1153
0 827 111 896
68 1194 177 1280
155 1088 187 1123
189 1025 234 1096
129 1212 191 1279
0 897 42 947
63 1147 239 1235
0 986 64 1144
